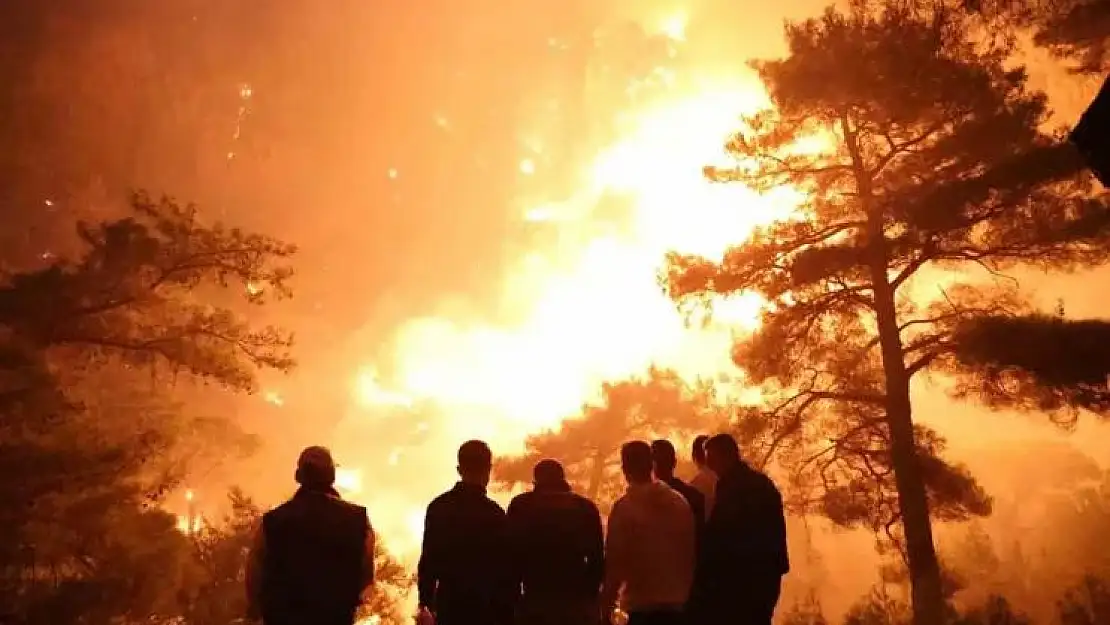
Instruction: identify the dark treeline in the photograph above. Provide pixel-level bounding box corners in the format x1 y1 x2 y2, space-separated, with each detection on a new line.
1 0 1109 624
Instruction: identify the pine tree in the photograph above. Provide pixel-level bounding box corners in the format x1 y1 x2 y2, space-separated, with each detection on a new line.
0 192 296 623
663 2 1110 623
494 368 726 509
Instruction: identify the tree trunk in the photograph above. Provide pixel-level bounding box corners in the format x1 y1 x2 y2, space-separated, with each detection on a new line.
848 113 946 625
870 256 946 625
587 450 606 502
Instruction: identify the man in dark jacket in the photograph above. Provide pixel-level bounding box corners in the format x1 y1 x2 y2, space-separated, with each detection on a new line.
506 459 604 625
1072 73 1110 187
651 439 706 537
695 434 789 625
245 446 375 625
417 440 513 625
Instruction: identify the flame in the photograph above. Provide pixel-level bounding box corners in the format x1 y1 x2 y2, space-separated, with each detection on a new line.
658 11 689 42
330 20 814 558
375 84 801 438
335 468 364 496
353 368 414 409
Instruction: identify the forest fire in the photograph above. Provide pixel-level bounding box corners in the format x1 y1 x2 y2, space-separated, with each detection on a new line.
4 1 1109 624
330 77 804 556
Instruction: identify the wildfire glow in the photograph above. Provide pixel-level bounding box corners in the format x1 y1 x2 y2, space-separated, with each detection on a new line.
353 368 414 409
371 85 801 439
262 390 285 407
328 16 812 559
335 468 364 496
659 11 689 42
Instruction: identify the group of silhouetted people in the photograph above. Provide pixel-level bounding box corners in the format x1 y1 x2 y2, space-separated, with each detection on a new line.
244 433 788 625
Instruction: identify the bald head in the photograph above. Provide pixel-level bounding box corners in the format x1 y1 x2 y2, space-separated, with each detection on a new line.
295 445 336 489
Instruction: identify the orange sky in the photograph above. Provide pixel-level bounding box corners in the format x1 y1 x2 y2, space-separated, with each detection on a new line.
116 0 1110 607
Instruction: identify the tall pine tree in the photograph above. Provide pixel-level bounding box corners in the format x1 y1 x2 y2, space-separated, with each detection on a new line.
664 2 1110 623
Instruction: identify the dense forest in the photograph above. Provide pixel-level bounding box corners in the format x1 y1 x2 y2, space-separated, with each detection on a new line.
1 1 1108 625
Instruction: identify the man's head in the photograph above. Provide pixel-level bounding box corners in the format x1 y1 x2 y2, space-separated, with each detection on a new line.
620 440 654 485
651 439 678 480
457 439 493 487
533 459 569 491
692 434 709 467
704 433 741 476
295 445 336 490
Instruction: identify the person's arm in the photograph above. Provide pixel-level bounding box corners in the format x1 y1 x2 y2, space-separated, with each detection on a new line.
584 500 606 595
244 521 265 621
504 497 524 596
675 496 697 596
685 487 706 538
767 482 790 575
491 507 518 625
416 503 440 611
702 475 717 520
701 480 741 582
599 501 628 619
362 511 376 591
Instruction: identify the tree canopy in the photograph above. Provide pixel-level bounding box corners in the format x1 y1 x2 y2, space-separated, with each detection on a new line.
663 2 1110 623
967 0 1110 74
494 367 727 509
0 193 297 624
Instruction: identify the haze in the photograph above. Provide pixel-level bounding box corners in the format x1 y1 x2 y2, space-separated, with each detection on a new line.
3 1 1108 622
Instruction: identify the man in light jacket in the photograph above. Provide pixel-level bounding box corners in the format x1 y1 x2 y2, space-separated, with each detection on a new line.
689 434 716 519
601 441 695 625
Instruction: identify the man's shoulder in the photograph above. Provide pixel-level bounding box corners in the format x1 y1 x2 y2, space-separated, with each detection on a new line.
671 478 704 502
570 491 600 514
663 484 693 509
741 467 781 495
334 497 368 517
483 495 507 516
264 493 366 523
691 468 716 485
426 489 456 514
609 494 631 518
755 471 784 505
508 490 537 510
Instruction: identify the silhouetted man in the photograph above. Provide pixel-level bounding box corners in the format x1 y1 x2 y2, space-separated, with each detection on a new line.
245 446 375 625
689 434 716 519
602 441 695 625
417 440 512 625
651 439 705 537
1072 74 1110 187
506 459 604 625
696 434 788 625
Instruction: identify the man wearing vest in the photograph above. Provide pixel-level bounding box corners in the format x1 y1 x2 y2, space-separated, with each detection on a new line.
245 446 376 625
